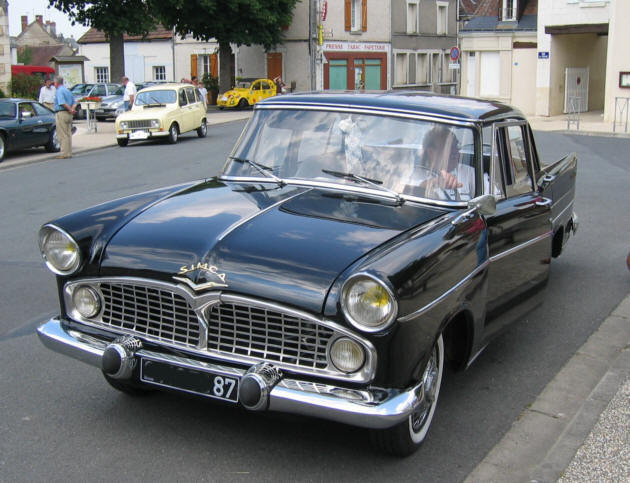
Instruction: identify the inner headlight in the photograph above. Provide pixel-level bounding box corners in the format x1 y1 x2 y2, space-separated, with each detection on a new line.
330 338 365 373
38 225 81 275
150 119 160 128
72 286 101 318
120 121 128 129
341 274 397 332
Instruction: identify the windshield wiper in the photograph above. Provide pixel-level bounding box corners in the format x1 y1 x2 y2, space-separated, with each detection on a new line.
322 169 405 204
228 156 285 186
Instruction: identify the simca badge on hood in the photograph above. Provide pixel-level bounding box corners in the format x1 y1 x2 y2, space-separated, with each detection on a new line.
173 263 228 291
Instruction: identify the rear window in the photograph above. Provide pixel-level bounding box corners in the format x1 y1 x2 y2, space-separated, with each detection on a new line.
0 102 16 117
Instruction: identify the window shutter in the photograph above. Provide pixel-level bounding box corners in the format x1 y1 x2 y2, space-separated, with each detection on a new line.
210 54 218 77
190 54 198 80
362 0 367 31
344 0 351 31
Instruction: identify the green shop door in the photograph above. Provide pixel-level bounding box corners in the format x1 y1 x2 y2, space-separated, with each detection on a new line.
354 58 382 90
329 59 348 90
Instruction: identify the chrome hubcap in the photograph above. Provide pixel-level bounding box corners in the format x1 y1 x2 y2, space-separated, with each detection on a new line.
411 345 439 433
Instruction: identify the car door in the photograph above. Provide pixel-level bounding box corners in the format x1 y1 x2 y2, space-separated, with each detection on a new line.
31 102 55 142
15 102 44 148
483 120 552 333
183 87 199 132
261 80 273 100
250 80 262 104
175 88 188 132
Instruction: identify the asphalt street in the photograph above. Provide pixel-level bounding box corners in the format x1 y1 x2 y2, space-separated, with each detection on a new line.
0 124 628 482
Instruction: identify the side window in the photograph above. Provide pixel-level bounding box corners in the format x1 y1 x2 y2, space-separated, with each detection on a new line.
185 87 196 104
93 85 107 96
253 81 262 91
18 103 36 118
262 81 271 90
504 124 534 197
32 103 51 116
482 125 506 199
179 89 188 106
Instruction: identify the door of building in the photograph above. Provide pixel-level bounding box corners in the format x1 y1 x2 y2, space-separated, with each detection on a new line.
267 53 283 81
564 67 589 113
329 59 348 90
466 52 476 97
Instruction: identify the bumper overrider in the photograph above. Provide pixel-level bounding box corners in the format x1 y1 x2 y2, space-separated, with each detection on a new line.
38 317 427 429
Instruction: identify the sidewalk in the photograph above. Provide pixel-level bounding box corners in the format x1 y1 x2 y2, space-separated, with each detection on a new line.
529 109 630 137
0 107 253 172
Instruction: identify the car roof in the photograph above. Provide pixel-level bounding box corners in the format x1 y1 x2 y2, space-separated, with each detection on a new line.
259 91 524 123
139 83 194 91
0 98 37 103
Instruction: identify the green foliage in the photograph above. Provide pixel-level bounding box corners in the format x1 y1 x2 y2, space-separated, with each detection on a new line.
202 74 219 92
0 87 6 99
151 0 299 50
10 74 41 100
17 47 33 65
48 0 157 37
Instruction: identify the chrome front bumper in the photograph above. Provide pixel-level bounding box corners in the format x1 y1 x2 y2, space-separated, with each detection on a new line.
37 318 423 429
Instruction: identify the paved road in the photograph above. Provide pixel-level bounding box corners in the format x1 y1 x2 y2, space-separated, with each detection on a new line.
0 126 628 481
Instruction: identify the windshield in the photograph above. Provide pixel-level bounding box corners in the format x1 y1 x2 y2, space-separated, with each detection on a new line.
223 109 477 202
70 84 93 95
135 89 177 105
0 102 16 118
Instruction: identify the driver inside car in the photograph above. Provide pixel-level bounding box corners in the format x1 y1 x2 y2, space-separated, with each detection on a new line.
412 126 475 201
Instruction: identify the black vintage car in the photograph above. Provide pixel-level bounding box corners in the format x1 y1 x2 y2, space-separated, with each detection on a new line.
0 98 59 161
37 92 577 456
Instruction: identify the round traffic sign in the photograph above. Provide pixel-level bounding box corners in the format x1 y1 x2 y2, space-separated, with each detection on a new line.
450 46 460 62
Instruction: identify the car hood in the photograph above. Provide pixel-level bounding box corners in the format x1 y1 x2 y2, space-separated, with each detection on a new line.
100 180 447 313
222 87 249 97
116 104 177 121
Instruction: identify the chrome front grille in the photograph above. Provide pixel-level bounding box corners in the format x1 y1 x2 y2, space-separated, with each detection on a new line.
100 282 200 349
206 302 333 369
126 120 152 129
64 278 376 382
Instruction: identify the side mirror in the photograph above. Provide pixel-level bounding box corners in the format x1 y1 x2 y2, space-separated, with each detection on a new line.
467 194 496 216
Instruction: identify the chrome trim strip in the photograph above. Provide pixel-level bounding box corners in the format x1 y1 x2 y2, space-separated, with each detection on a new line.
62 277 376 383
340 272 398 333
218 176 466 208
216 189 308 241
398 261 489 323
551 198 574 225
255 102 478 127
489 231 552 263
36 317 421 429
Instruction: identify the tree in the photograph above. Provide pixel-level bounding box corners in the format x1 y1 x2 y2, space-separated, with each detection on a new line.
47 0 157 81
17 46 33 65
150 0 299 92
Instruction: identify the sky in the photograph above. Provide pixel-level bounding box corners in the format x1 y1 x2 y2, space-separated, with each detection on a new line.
8 0 90 39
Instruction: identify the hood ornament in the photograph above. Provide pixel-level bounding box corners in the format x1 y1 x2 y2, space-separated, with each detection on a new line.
173 263 228 291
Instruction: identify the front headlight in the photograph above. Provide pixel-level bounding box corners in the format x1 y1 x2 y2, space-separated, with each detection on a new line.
38 225 81 275
72 286 101 318
120 121 128 129
330 338 365 373
150 119 160 128
341 274 397 332
111 100 123 108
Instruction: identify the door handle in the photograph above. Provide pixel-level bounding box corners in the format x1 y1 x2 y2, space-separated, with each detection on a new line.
535 197 552 207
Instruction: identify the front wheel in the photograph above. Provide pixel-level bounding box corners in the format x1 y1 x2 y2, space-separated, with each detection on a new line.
370 334 444 456
117 138 128 147
167 123 179 144
196 119 207 138
0 134 5 161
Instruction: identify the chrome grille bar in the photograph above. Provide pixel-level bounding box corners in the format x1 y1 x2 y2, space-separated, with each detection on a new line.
127 120 152 129
206 302 333 369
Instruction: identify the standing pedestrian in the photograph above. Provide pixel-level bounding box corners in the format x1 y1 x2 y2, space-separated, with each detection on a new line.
122 76 136 111
39 78 56 110
193 76 208 107
53 76 76 159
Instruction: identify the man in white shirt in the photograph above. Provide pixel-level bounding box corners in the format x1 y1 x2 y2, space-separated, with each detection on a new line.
38 78 56 110
122 76 136 111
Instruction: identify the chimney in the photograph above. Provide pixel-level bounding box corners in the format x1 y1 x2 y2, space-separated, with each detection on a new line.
36 15 43 25
46 20 57 37
21 15 28 32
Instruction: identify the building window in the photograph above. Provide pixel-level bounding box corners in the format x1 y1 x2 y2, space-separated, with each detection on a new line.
502 0 517 21
407 1 419 34
345 0 366 32
95 67 109 83
480 51 500 97
199 55 211 77
416 53 428 84
437 2 448 35
153 65 166 81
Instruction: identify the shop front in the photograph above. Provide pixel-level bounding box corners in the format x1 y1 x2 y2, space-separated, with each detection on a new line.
323 41 388 91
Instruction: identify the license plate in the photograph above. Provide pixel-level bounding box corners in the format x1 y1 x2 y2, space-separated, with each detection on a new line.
129 130 149 140
95 109 104 113
140 359 239 402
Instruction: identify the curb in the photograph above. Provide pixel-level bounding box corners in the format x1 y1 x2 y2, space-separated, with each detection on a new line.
465 295 630 483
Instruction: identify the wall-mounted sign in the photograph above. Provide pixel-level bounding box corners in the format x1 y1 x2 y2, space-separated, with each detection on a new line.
323 41 388 52
620 72 630 88
450 46 460 62
538 51 550 59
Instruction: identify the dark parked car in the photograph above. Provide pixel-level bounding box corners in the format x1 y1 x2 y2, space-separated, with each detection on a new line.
36 92 577 455
0 98 59 161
